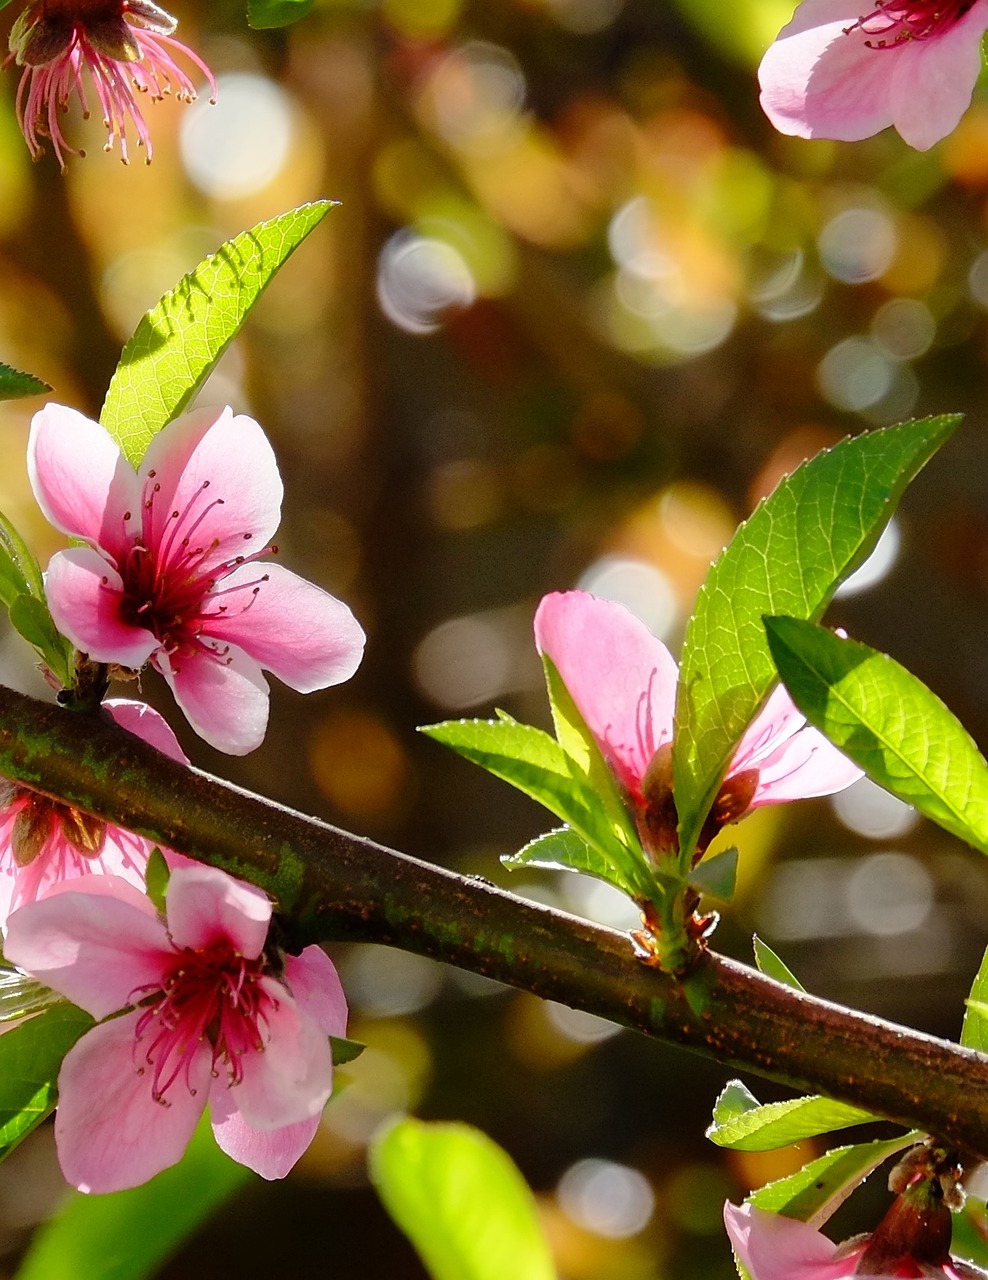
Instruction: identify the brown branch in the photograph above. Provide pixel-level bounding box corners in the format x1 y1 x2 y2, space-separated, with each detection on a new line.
3 684 988 1157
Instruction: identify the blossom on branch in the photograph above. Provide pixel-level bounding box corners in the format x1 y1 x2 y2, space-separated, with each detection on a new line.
0 698 184 925
534 591 861 857
29 403 366 755
758 0 988 151
6 0 216 167
5 864 347 1191
723 1201 988 1279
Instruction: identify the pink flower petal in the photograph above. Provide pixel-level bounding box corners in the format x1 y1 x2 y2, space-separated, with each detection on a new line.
284 946 348 1038
210 1091 320 1180
730 685 806 774
139 406 283 576
55 1013 210 1194
103 699 190 764
723 1203 862 1280
156 644 270 755
164 864 271 958
747 723 864 808
758 0 988 150
758 0 895 142
887 2 988 150
222 977 333 1131
4 878 167 1018
214 563 365 693
534 591 678 794
45 548 159 668
28 405 138 564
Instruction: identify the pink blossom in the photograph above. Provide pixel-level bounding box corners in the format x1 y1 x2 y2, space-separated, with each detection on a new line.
4 864 347 1191
6 0 216 167
0 698 185 926
723 1202 986 1279
534 591 861 854
29 403 366 755
758 0 988 151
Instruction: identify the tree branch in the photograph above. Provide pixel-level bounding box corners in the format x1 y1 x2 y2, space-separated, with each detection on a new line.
3 684 988 1157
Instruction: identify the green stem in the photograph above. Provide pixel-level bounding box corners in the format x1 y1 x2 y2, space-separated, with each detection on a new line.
3 685 988 1157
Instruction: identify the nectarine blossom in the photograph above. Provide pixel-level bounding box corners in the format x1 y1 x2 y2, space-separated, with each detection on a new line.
758 0 988 151
5 864 347 1191
29 404 366 755
724 1201 987 1279
0 699 184 926
6 0 216 167
534 591 861 856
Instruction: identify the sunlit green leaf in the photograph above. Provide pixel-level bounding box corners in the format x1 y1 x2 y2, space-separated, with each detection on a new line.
0 507 44 610
330 1035 366 1066
673 415 960 862
707 1079 876 1151
0 361 50 401
100 202 335 466
748 1132 918 1227
503 826 642 900
8 594 74 689
765 617 988 856
0 962 60 1025
688 846 738 903
369 1118 557 1280
247 0 314 28
752 935 805 992
421 719 653 899
961 936 988 1054
0 1004 94 1166
15 1115 250 1280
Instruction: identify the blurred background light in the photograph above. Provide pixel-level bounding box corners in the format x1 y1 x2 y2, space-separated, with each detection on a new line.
180 72 294 199
832 775 920 840
576 556 678 639
834 517 901 598
557 1159 655 1239
870 297 936 361
420 42 527 155
377 230 477 334
817 206 897 284
411 606 536 710
845 852 933 937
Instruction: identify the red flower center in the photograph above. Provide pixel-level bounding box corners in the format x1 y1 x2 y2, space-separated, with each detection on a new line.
113 468 274 668
845 0 977 46
132 940 274 1103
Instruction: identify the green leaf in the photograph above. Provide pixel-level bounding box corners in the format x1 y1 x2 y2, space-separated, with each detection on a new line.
540 655 639 853
330 1035 365 1066
0 1004 94 1165
0 507 45 609
100 202 335 466
144 848 170 915
8 593 74 689
707 1080 876 1152
962 940 988 1053
0 361 50 401
369 1118 557 1280
752 936 805 992
0 967 61 1024
748 1132 918 1227
421 719 653 900
247 0 314 27
15 1115 250 1280
673 415 960 861
503 826 643 900
765 617 988 856
688 846 738 903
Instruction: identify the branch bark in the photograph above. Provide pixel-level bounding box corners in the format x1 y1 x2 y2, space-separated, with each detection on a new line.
3 684 988 1157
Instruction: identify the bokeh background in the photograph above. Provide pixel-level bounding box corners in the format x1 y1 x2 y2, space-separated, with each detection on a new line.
2 0 988 1274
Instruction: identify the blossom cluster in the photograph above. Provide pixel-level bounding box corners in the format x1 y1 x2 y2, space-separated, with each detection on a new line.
0 402 365 1191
